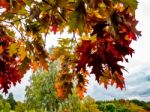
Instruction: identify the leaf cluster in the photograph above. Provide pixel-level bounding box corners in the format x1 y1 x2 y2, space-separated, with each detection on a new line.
0 0 141 98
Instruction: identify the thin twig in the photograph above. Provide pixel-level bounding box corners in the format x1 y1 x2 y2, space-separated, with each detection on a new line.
57 11 67 22
73 32 79 47
44 27 50 48
43 0 67 22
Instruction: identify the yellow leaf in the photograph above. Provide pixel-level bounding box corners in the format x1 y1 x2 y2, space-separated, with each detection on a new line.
0 46 4 54
8 43 18 56
18 46 27 61
94 10 103 19
82 34 89 40
99 2 106 9
19 26 24 32
90 34 97 43
114 3 124 12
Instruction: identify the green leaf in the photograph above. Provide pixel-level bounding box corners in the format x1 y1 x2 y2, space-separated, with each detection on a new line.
78 18 84 35
8 43 18 56
24 0 32 6
19 57 30 74
69 11 85 35
99 2 106 9
56 0 68 8
69 11 78 31
17 8 27 15
68 0 77 2
112 0 138 13
2 13 14 19
6 29 15 38
121 0 138 11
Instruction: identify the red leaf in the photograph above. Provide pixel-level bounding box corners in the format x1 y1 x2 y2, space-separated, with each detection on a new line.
50 25 58 34
115 72 125 90
76 40 92 71
0 36 24 93
91 21 108 37
78 40 92 53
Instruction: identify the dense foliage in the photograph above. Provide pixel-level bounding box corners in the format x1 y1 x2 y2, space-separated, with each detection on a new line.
0 0 141 98
96 99 150 112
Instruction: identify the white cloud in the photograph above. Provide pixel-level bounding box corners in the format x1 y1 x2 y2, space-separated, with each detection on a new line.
131 0 150 63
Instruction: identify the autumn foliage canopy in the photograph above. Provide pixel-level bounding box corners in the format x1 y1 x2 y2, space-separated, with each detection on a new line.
0 0 141 98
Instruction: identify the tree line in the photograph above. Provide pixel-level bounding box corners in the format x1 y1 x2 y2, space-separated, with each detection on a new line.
1 93 150 112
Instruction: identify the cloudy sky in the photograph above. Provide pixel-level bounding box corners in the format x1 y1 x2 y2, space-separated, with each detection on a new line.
1 0 150 102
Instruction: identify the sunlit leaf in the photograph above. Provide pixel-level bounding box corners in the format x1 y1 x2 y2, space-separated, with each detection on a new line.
18 46 27 61
8 43 18 56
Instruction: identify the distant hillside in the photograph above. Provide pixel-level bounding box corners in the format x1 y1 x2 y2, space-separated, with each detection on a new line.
96 99 150 112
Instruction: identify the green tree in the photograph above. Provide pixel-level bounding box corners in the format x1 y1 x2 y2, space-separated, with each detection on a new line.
0 94 4 111
15 101 27 112
104 103 116 112
25 61 61 112
58 90 100 112
0 99 4 111
0 94 3 100
25 57 100 112
130 99 145 106
97 104 106 111
58 89 82 112
7 92 16 110
3 102 11 112
81 96 100 112
117 107 130 112
144 102 150 111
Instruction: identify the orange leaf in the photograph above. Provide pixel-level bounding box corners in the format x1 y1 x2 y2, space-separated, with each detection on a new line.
56 88 64 98
76 83 86 99
54 82 60 89
0 46 4 54
39 57 48 70
0 0 9 8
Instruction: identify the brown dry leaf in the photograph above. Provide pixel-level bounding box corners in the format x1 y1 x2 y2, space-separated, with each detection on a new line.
39 57 48 71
